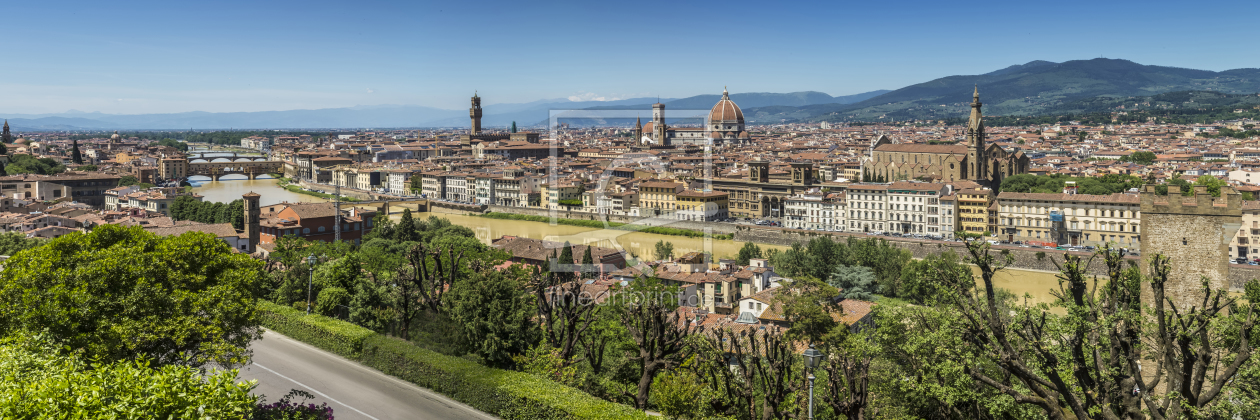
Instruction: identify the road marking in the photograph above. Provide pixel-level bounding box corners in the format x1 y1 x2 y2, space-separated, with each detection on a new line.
253 363 381 420
259 331 498 419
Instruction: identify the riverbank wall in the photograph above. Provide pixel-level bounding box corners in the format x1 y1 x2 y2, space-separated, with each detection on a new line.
483 205 738 235
733 226 1260 290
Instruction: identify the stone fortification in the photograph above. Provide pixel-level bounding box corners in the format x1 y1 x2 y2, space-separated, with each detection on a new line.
1140 184 1241 307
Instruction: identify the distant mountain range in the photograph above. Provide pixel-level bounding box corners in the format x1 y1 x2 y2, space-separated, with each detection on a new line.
741 58 1260 123
5 58 1260 130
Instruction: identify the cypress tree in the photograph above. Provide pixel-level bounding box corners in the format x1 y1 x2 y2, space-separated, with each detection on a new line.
581 245 594 279
71 140 83 165
556 241 574 283
396 209 419 242
511 121 517 133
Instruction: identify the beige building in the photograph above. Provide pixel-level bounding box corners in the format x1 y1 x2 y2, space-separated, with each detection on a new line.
639 181 682 216
1229 201 1260 260
996 191 1142 248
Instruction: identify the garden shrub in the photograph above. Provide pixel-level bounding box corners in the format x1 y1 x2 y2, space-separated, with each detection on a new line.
258 300 374 358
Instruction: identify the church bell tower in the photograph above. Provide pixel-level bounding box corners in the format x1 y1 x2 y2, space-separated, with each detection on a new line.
1 120 10 143
470 92 483 134
966 87 987 181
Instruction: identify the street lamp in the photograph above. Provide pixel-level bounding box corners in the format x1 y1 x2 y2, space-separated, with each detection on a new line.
305 255 318 315
802 344 824 420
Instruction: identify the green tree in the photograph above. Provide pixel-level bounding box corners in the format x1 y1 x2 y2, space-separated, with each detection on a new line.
581 245 594 279
1194 174 1229 197
0 333 261 418
396 209 419 243
78 164 98 171
620 277 694 409
736 241 762 265
829 265 878 300
315 287 350 317
653 240 674 261
118 175 140 187
1122 150 1157 165
447 265 538 368
0 225 264 367
0 232 44 256
70 139 83 164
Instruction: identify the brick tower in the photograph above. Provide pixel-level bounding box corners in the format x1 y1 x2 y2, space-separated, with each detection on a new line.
243 192 261 253
1139 184 1242 308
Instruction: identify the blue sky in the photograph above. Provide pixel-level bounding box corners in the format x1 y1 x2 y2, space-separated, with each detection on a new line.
2 0 1256 114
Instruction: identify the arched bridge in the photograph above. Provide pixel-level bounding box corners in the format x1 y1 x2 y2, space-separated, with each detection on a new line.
187 152 271 162
188 160 284 181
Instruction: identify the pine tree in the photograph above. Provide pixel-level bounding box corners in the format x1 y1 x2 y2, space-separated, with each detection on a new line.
71 140 83 165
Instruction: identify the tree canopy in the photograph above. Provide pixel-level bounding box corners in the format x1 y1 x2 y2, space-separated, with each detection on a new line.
0 225 264 368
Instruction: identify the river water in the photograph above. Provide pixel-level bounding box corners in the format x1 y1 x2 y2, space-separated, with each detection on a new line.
408 212 1067 305
187 161 1067 305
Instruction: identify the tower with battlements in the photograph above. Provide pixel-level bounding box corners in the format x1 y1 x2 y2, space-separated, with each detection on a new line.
243 192 261 253
470 93 483 134
1140 184 1242 307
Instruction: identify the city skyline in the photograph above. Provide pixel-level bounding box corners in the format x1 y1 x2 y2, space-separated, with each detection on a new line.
3 0 1257 114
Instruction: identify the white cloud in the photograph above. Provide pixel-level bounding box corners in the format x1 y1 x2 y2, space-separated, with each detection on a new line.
366 88 375 94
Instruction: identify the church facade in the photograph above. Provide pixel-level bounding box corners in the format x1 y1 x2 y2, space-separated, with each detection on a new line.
864 88 1029 186
635 88 751 146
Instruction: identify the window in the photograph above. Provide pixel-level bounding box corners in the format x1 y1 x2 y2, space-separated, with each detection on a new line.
318 226 326 233
302 228 310 235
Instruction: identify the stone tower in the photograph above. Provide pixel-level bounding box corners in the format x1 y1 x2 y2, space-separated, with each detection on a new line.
965 87 987 182
748 159 770 183
1 120 10 143
652 102 668 145
791 162 814 186
634 116 642 143
1139 184 1242 308
470 92 483 134
243 192 261 253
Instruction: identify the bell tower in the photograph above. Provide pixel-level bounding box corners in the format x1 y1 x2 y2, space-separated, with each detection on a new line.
470 92 483 134
243 192 261 253
966 86 987 181
1 120 10 143
652 102 668 145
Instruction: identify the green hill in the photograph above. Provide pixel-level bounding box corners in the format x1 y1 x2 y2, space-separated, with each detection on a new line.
739 59 1260 124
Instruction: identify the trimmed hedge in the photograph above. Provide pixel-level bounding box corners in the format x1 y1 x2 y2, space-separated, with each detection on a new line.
257 301 374 358
259 301 651 420
359 335 651 420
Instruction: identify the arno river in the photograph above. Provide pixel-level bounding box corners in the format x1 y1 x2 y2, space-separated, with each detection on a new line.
192 170 1065 305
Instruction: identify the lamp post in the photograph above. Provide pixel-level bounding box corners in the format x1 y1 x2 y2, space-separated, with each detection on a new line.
305 255 318 315
802 344 823 420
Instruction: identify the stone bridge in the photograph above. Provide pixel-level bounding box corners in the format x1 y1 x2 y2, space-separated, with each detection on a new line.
188 160 284 181
187 152 270 162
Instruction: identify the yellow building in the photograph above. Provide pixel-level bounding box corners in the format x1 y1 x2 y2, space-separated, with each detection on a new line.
957 188 994 235
997 191 1142 248
639 181 682 216
115 152 138 164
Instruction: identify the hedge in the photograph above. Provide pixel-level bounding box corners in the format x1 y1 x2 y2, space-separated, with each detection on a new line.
359 335 651 420
257 301 374 359
259 301 651 419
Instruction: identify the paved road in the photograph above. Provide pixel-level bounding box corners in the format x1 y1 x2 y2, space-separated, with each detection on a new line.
239 331 497 420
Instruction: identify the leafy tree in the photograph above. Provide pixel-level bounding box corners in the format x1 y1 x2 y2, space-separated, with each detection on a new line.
1194 174 1228 197
917 241 1260 419
0 333 263 418
899 252 972 304
653 240 674 261
1120 150 1157 164
1245 191 1256 201
736 241 762 265
5 154 65 175
118 175 140 187
0 232 44 256
70 139 82 164
78 164 98 171
620 277 694 409
829 265 878 300
314 287 350 317
0 225 264 368
448 265 538 368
